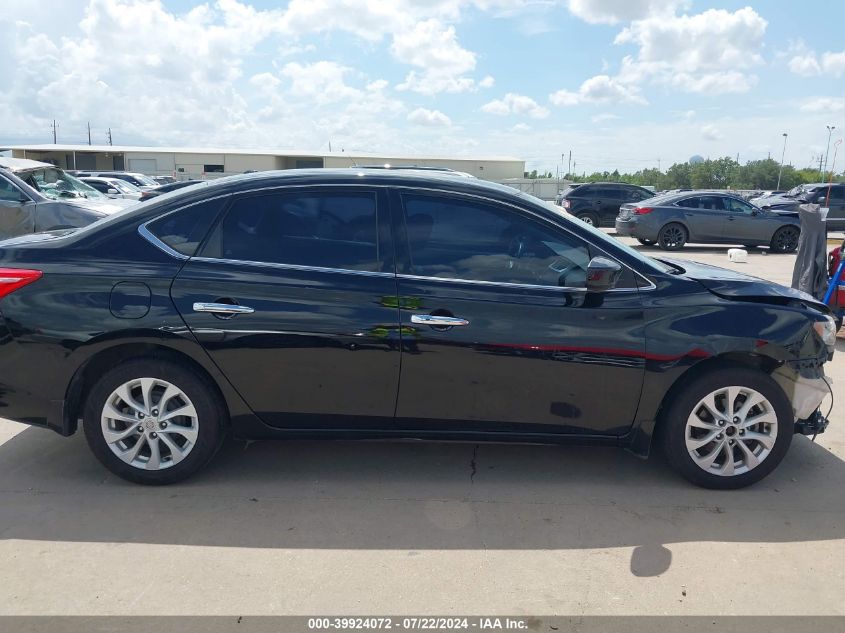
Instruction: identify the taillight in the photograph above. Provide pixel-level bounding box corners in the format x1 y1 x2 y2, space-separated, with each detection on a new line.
563 199 571 209
633 207 653 215
0 269 43 299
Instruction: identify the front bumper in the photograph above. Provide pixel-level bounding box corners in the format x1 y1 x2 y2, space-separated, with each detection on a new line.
773 367 832 435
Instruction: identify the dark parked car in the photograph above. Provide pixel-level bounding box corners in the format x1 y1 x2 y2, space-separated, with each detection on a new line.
139 180 202 201
615 191 801 252
754 183 845 231
557 182 654 227
0 170 834 488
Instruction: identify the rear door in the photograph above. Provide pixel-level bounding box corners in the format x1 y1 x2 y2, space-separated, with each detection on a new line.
391 189 646 437
822 186 845 229
170 186 402 430
675 195 726 242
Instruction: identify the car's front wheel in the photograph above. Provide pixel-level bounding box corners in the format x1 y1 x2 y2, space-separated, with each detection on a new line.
575 211 600 227
657 223 687 250
770 226 800 253
82 358 227 485
660 366 793 489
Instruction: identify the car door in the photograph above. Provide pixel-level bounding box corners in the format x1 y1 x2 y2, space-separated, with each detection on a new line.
674 195 726 242
169 186 402 430
721 196 765 244
820 186 845 229
596 186 624 224
0 173 36 238
390 189 646 436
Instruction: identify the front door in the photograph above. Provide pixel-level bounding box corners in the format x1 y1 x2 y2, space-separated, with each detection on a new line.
171 186 401 430
675 195 727 243
391 190 646 436
721 196 765 244
0 174 35 238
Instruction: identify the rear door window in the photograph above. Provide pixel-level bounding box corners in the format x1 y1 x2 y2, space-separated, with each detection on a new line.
146 196 230 256
200 189 385 272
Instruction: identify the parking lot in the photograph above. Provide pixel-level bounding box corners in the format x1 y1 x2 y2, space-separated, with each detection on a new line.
0 237 843 616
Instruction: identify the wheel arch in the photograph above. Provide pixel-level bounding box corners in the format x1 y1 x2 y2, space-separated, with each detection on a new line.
63 339 238 436
626 351 783 457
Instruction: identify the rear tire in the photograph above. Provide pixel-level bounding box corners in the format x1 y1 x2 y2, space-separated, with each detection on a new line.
576 211 600 227
660 366 793 489
770 226 800 253
657 223 687 250
82 359 227 485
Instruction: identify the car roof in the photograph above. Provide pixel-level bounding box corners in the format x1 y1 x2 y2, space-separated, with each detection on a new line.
0 157 56 172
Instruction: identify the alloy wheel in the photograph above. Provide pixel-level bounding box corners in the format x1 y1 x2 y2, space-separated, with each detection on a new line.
684 386 778 477
774 227 799 252
660 225 686 249
101 377 200 470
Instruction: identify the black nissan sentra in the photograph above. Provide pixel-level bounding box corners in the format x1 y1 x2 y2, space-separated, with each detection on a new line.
0 169 835 488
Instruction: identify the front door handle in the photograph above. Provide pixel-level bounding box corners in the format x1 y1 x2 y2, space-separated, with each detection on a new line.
411 314 469 327
193 302 255 315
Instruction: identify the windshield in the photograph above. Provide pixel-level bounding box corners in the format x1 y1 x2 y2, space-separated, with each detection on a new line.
110 179 141 193
21 167 107 201
132 174 158 187
537 198 675 274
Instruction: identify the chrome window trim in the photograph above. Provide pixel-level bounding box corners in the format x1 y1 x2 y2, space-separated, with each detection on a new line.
137 192 233 260
190 256 395 279
136 180 658 291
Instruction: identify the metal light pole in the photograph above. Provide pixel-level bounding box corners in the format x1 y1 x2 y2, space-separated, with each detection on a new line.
777 132 788 190
823 125 836 177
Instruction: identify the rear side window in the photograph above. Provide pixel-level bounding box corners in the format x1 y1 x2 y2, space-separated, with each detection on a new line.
146 196 229 256
201 190 381 272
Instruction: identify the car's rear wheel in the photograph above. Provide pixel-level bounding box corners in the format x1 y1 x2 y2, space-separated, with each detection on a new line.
82 359 226 485
657 223 687 250
576 211 600 227
770 226 800 253
660 366 793 489
637 238 655 246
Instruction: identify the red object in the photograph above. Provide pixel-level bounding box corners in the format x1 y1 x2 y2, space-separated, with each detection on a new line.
828 245 845 309
0 269 42 299
633 207 654 214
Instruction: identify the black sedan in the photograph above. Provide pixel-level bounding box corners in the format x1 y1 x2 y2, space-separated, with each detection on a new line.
0 170 835 488
615 191 801 252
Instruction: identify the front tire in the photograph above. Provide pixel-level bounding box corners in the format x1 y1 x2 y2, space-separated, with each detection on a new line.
770 226 799 253
660 366 793 489
637 238 655 246
82 359 226 485
657 223 687 250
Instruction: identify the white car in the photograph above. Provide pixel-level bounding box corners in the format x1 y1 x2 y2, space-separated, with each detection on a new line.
73 171 159 191
79 177 143 200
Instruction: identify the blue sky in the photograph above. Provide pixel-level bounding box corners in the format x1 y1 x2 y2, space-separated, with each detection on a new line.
2 0 844 175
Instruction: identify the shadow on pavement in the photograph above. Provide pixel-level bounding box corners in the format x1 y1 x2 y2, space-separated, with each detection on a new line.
1 425 843 576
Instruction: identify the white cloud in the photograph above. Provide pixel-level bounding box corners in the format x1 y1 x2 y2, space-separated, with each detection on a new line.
550 74 646 106
591 113 620 123
393 19 478 94
407 107 452 127
701 124 723 141
789 49 845 77
614 7 767 94
481 93 549 118
479 75 495 88
800 97 845 114
566 0 689 25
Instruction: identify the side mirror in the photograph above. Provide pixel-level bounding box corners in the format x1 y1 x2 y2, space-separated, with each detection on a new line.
586 256 622 292
107 188 119 194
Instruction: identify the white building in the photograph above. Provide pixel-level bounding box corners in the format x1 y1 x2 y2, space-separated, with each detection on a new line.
0 144 525 182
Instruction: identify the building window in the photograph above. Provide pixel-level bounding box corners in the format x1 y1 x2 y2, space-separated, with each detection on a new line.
204 164 224 173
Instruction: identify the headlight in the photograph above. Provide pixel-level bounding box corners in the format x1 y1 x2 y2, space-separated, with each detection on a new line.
813 316 838 351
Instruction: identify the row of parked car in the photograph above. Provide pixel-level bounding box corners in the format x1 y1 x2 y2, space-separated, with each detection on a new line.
554 181 845 252
0 158 203 239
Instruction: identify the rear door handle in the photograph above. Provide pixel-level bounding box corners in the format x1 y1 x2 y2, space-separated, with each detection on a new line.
193 302 255 315
411 314 469 327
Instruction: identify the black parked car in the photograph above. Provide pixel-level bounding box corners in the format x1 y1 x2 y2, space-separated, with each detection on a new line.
139 179 202 201
557 182 654 227
754 183 845 231
615 191 802 252
0 170 835 488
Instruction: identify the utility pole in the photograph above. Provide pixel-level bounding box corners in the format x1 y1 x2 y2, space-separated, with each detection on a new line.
657 157 661 171
87 122 92 145
51 120 58 144
567 150 572 177
107 128 113 146
824 124 836 177
777 132 788 190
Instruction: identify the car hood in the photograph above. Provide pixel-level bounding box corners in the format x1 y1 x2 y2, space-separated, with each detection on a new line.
62 198 136 215
755 195 799 208
660 257 828 311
